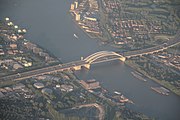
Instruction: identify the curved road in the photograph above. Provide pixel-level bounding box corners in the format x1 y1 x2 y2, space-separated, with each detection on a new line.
72 103 104 120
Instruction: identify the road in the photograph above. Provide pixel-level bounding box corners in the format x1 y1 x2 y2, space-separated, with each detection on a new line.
0 30 179 82
0 60 87 82
124 30 180 57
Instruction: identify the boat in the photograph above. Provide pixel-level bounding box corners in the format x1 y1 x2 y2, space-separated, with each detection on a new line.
151 87 169 96
120 98 129 103
131 72 147 82
114 91 121 95
160 87 170 93
74 34 78 39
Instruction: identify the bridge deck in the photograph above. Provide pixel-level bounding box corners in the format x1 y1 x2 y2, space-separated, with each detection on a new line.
0 60 87 81
0 30 179 82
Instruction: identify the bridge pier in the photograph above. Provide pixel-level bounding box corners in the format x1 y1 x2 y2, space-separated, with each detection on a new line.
73 66 82 71
72 64 90 71
119 57 126 62
82 64 90 69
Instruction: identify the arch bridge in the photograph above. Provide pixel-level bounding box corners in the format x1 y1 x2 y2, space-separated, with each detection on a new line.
72 51 125 70
84 51 126 64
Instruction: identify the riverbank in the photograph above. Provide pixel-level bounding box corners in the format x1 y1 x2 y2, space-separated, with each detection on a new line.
151 87 170 96
125 60 180 96
69 11 109 44
131 71 147 82
0 18 59 77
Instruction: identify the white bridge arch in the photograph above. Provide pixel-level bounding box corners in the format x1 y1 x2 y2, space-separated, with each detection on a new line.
84 51 125 64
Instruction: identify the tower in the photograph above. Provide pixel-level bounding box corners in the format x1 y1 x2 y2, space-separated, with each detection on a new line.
70 4 75 10
75 13 81 21
74 1 78 9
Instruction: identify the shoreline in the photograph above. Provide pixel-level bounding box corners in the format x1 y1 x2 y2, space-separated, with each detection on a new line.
69 11 108 43
69 12 97 39
151 87 170 96
69 8 180 97
131 71 147 82
125 61 180 96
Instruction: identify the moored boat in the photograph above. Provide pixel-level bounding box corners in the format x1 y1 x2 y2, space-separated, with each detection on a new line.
74 33 78 39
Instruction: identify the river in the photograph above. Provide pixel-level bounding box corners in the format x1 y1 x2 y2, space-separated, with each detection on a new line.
0 0 180 119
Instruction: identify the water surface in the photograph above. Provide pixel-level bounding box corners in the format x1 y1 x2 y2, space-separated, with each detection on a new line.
1 0 180 119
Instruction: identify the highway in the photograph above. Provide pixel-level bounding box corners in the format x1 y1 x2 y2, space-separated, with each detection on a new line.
0 60 87 82
124 30 180 57
0 30 179 82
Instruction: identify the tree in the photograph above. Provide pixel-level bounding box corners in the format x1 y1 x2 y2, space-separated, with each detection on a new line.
39 103 43 108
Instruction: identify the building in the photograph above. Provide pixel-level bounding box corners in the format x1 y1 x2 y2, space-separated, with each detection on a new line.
13 83 25 90
70 4 75 10
24 42 37 50
0 92 5 98
88 0 99 11
0 88 7 92
60 84 73 92
33 47 43 54
84 16 97 21
74 1 78 9
39 52 49 57
35 75 47 80
10 44 17 49
45 56 53 62
0 49 4 55
75 12 81 21
4 87 13 92
80 79 100 90
41 88 53 95
56 84 60 88
13 63 23 70
34 83 45 89
7 50 14 55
